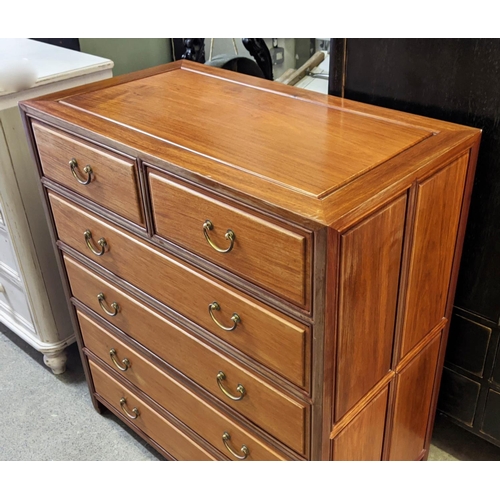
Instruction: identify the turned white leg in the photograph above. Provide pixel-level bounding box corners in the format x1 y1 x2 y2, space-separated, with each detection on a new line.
43 349 68 375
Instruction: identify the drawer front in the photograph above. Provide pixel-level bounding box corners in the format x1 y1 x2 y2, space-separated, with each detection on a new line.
149 172 310 308
0 270 32 325
0 225 21 277
84 316 288 461
65 255 308 455
88 359 216 461
49 192 310 389
32 122 144 226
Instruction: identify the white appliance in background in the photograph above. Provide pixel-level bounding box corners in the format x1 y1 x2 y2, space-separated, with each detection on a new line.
0 38 113 373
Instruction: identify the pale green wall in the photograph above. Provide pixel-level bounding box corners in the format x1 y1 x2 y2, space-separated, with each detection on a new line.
79 38 173 76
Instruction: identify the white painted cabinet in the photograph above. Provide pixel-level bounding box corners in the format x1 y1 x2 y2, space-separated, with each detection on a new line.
0 39 113 373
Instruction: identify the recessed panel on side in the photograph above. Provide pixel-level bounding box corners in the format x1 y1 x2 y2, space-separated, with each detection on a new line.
332 387 389 461
400 155 469 357
388 333 441 461
335 195 406 420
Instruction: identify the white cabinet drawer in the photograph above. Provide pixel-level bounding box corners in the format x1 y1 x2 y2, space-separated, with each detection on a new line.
0 270 32 326
0 225 21 277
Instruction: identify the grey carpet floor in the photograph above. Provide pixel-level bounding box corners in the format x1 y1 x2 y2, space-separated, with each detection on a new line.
2 321 500 461
0 322 162 461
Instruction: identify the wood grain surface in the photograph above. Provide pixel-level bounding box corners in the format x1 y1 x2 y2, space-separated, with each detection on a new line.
335 196 406 419
149 171 310 307
88 358 216 461
21 62 480 229
49 192 310 389
19 61 482 461
65 255 309 455
388 333 441 460
400 156 468 357
32 122 144 226
60 67 432 199
85 317 288 460
332 387 388 461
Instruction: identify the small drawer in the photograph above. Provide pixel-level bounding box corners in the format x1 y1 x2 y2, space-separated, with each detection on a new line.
65 255 309 455
88 358 216 461
0 270 32 326
0 225 21 277
49 192 310 391
32 122 144 226
149 172 311 308
85 319 289 461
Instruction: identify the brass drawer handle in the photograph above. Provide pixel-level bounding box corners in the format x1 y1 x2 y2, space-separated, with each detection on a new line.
109 348 130 371
97 292 119 316
203 220 235 253
216 371 246 401
69 158 93 185
222 432 249 460
208 302 240 331
84 229 107 256
119 397 139 420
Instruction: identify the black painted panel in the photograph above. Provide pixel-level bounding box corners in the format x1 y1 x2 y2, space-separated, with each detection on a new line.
492 344 500 388
445 313 491 376
481 389 500 441
438 367 481 426
336 39 500 322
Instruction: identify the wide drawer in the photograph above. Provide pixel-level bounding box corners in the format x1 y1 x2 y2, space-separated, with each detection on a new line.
88 358 216 461
32 122 144 226
49 192 310 389
64 255 309 455
84 316 288 461
149 172 311 308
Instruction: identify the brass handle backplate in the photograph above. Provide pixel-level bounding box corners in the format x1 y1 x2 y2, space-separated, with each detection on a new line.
208 302 240 331
216 371 246 401
69 158 93 185
98 293 119 316
84 229 107 256
203 220 235 253
222 432 249 460
119 397 139 420
109 348 130 371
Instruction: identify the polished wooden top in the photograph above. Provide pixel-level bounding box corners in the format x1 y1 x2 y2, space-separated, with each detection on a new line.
20 60 481 227
60 67 431 199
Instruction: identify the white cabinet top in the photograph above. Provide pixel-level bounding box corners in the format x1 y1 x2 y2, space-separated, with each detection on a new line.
0 38 113 109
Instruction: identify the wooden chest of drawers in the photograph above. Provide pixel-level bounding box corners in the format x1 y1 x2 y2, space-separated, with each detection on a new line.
20 61 481 460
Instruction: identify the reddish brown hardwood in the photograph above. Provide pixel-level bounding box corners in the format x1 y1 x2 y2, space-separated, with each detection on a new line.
89 358 216 461
400 155 468 358
32 122 144 226
332 387 389 461
149 171 310 308
22 61 478 228
335 195 406 419
388 333 442 460
20 61 481 461
48 192 310 389
64 255 309 455
61 67 432 199
83 315 288 460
